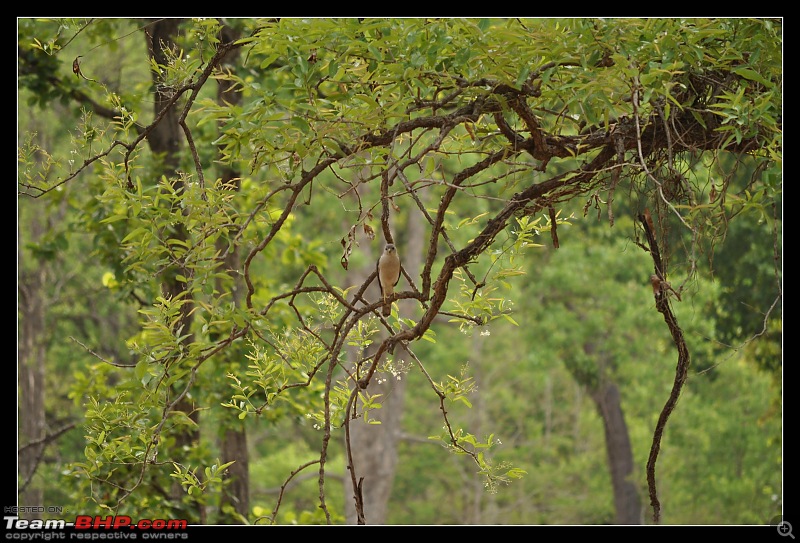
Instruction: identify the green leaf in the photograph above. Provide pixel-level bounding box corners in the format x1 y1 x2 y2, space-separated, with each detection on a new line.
134 359 149 382
733 66 771 87
100 214 128 224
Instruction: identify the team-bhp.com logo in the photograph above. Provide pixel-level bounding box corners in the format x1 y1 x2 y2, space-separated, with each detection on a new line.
5 514 188 539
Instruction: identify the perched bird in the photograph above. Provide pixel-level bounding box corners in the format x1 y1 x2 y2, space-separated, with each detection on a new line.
377 243 401 316
649 274 660 294
650 274 681 302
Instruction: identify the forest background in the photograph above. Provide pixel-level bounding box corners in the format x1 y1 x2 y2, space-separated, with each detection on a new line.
17 18 782 526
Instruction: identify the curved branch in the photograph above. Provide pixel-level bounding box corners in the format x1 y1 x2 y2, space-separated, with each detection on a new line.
639 213 691 524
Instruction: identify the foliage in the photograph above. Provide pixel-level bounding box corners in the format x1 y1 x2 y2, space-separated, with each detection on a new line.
17 17 781 525
389 225 780 524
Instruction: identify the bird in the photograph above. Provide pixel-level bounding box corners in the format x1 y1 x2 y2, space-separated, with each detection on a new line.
377 243 401 316
650 274 662 297
650 274 681 302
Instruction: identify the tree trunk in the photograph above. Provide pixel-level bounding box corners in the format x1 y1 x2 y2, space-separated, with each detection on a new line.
345 199 424 524
144 18 204 522
220 424 249 520
572 337 643 525
215 22 250 523
345 354 407 524
17 225 46 521
590 381 642 524
145 18 184 171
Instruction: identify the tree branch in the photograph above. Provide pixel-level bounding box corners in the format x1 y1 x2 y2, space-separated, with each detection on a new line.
639 213 691 524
